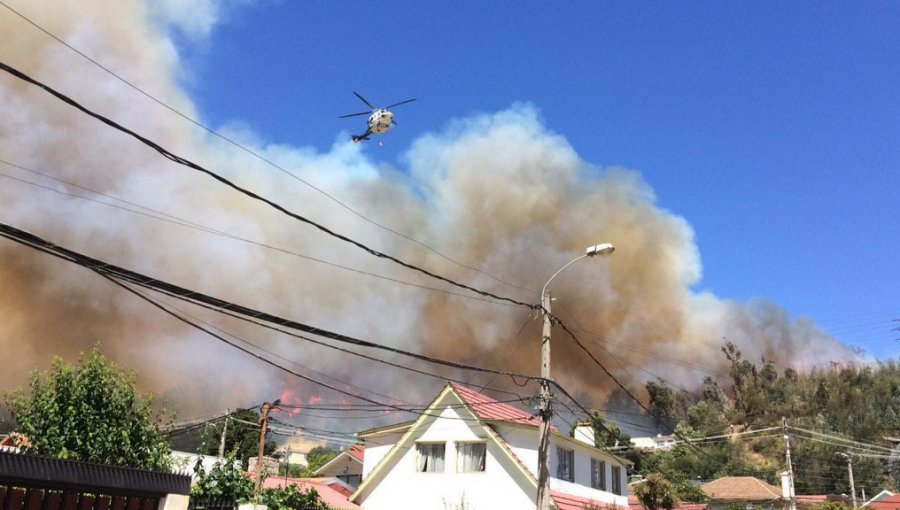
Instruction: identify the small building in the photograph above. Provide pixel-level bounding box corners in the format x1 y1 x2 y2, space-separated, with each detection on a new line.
350 382 631 510
314 444 364 488
630 434 676 451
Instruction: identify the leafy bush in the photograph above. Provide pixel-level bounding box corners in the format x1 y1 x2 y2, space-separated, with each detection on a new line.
191 453 254 503
257 484 328 510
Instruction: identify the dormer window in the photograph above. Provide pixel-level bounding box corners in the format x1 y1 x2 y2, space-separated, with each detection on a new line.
456 442 486 472
556 446 574 482
415 442 445 472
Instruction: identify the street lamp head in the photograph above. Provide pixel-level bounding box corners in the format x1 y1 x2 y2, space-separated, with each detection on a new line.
586 243 615 257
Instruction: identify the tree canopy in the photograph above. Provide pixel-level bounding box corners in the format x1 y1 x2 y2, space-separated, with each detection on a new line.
4 345 171 470
201 407 276 468
634 342 900 495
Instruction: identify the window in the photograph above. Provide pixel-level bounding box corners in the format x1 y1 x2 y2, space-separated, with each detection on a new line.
456 442 486 472
611 465 622 495
556 447 574 482
591 458 606 490
337 474 361 488
416 443 445 472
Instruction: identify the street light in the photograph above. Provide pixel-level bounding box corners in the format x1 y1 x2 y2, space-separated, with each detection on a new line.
536 242 615 510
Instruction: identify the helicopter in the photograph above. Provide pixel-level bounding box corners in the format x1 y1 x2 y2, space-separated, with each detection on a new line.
339 92 416 143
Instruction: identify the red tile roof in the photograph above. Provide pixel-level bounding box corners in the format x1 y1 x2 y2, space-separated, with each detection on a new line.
701 477 781 501
347 444 364 462
263 477 360 509
450 382 545 428
869 494 900 510
552 490 628 510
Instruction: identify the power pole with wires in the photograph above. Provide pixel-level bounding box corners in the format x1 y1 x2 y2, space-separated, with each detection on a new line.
218 409 229 459
839 452 858 509
783 417 797 510
536 290 554 510
255 400 280 494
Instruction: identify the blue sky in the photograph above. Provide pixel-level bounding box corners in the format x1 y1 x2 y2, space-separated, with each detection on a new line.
180 2 899 359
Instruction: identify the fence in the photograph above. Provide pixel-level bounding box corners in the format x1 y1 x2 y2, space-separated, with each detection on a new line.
0 450 190 510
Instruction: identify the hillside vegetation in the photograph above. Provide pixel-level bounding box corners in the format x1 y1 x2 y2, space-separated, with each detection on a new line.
623 343 900 495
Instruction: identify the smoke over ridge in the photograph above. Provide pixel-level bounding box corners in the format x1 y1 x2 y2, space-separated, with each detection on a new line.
0 1 856 420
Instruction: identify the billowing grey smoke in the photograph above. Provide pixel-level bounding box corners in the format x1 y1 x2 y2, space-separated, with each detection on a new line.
0 1 855 423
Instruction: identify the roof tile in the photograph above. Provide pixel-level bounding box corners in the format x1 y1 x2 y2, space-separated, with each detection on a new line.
701 476 782 501
450 382 543 427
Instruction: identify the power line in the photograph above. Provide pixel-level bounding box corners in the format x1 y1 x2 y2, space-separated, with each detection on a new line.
550 324 779 478
0 59 535 310
0 159 518 308
787 426 896 454
0 0 534 296
0 221 539 385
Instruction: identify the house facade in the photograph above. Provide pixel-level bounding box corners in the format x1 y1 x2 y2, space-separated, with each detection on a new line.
350 383 630 510
315 444 364 489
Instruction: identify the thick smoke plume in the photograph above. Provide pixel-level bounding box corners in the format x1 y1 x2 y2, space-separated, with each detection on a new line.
0 1 856 424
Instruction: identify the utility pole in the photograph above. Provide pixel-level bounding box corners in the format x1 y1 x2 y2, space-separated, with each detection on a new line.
536 290 553 510
840 452 858 509
256 401 276 494
284 446 292 485
534 244 615 510
783 417 797 510
218 409 229 459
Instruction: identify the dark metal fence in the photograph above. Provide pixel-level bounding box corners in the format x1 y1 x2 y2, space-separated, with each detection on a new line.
188 497 237 510
0 450 190 510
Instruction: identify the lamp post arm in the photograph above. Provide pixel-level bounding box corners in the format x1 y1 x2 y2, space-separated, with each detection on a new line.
541 254 588 301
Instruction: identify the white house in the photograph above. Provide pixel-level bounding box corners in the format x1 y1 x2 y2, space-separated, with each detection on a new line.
350 382 630 510
630 434 676 450
314 444 365 488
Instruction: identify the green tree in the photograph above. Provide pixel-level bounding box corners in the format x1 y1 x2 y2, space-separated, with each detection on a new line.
257 484 328 510
298 446 339 477
646 381 677 431
191 452 255 504
4 345 171 470
634 474 680 510
202 408 276 468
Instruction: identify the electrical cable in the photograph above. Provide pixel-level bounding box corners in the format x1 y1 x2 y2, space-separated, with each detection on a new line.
0 59 536 310
0 0 536 295
0 160 518 308
787 426 896 454
0 221 540 385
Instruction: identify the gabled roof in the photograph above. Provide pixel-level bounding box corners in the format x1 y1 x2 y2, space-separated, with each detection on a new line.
868 494 900 510
351 383 537 503
449 382 543 427
347 444 364 462
701 476 781 501
351 382 631 507
864 490 896 507
313 444 364 477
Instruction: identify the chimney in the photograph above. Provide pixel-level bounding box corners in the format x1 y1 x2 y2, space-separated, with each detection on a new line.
574 422 595 446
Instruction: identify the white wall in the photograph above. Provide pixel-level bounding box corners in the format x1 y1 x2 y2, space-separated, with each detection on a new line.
496 424 629 507
362 430 406 479
357 399 534 510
